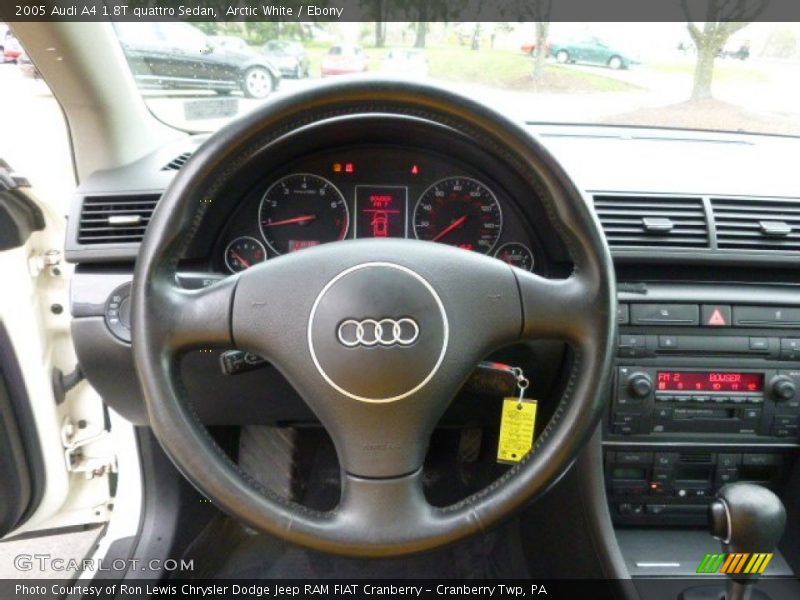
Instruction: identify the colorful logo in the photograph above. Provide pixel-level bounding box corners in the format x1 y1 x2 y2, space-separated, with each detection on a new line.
696 553 773 574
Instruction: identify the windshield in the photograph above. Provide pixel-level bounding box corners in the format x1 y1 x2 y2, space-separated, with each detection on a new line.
112 21 800 136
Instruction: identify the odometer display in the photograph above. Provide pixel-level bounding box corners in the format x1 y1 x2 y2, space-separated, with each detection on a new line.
412 177 502 254
259 173 349 255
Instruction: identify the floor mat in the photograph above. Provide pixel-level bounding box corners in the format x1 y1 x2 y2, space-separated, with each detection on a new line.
186 513 530 579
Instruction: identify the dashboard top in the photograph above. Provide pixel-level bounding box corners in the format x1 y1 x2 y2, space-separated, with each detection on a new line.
65 124 800 266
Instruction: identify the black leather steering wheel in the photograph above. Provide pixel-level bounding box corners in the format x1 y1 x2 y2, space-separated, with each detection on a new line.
131 80 616 557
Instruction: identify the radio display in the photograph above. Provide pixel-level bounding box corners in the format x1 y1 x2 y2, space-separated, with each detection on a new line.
657 371 763 393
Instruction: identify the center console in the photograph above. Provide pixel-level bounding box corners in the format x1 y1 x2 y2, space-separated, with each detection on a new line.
604 290 800 530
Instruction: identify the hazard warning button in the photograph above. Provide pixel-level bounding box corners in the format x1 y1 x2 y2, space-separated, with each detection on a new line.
702 305 732 327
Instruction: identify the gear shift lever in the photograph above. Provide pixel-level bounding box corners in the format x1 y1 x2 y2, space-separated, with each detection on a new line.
681 483 786 600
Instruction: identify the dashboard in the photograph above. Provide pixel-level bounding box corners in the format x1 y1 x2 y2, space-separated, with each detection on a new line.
64 124 800 583
215 146 542 275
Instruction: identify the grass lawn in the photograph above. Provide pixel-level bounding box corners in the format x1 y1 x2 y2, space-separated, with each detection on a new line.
296 42 640 93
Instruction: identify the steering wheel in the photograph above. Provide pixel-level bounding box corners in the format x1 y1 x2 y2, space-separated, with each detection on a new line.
131 80 616 557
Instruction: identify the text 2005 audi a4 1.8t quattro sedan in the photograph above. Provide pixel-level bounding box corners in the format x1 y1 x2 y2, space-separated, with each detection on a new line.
1 12 799 600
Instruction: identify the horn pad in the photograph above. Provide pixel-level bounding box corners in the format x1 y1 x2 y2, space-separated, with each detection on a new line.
307 262 448 403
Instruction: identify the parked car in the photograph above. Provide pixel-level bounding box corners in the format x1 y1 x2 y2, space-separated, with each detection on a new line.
0 24 8 63
262 40 309 79
381 48 428 78
719 42 751 60
549 37 639 69
113 22 281 98
3 30 23 64
320 44 368 77
208 35 253 55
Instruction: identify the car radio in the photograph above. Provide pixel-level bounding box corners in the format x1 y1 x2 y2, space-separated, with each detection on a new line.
611 366 800 438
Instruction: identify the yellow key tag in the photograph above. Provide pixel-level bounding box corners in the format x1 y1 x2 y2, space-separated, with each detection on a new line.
497 398 537 464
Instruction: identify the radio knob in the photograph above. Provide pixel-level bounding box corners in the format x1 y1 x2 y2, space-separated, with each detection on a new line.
626 373 653 399
770 375 797 401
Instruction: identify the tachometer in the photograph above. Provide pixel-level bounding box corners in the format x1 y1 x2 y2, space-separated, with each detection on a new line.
258 173 349 254
224 236 267 273
412 177 502 254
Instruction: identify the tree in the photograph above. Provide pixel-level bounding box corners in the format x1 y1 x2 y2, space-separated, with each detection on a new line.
503 0 552 82
392 0 464 48
680 0 768 101
530 0 552 82
361 0 388 47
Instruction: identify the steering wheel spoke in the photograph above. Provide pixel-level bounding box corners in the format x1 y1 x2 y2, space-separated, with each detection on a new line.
516 271 603 342
335 471 435 540
143 275 237 354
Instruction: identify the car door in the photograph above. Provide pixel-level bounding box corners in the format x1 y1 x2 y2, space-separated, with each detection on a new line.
0 161 115 541
586 38 608 64
157 22 216 85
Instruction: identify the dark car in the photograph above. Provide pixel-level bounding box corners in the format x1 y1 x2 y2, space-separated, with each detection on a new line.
549 36 639 69
262 40 309 79
113 22 281 99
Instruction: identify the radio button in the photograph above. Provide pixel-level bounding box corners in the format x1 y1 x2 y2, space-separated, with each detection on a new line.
656 394 673 402
692 395 709 403
730 396 747 404
613 422 640 435
616 451 653 464
746 395 764 404
742 454 779 466
652 468 671 482
749 337 769 351
773 426 798 438
717 454 742 468
780 339 800 360
654 452 679 467
713 396 728 403
654 407 673 419
658 335 679 349
743 408 761 420
675 395 691 403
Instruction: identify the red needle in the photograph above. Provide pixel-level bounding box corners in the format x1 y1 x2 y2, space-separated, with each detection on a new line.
262 214 317 227
431 215 468 242
231 251 251 268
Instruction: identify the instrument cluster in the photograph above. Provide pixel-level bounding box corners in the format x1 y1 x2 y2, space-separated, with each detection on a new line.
217 146 541 274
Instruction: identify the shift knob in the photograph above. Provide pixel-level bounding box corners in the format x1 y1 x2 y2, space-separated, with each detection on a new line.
683 484 786 600
709 483 786 557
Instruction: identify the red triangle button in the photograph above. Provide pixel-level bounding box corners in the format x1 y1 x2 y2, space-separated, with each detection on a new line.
708 308 727 326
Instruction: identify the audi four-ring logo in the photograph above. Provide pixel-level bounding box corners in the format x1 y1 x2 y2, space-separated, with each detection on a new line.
337 318 420 347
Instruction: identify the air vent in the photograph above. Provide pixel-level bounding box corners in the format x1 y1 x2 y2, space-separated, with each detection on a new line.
711 197 800 252
678 451 713 464
77 194 160 244
161 151 193 171
593 195 709 249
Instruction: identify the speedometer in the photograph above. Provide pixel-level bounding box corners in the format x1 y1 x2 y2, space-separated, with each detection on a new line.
412 177 502 254
258 173 349 255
